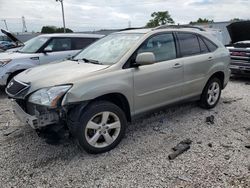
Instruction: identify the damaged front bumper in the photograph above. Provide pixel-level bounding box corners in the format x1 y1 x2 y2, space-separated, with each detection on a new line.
11 99 60 129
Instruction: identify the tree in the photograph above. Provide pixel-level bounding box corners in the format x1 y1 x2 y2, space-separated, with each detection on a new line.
230 18 242 22
55 27 73 33
41 26 57 33
190 18 214 24
41 26 73 33
146 11 175 28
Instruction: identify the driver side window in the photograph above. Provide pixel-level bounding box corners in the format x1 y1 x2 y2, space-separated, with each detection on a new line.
138 33 177 62
45 38 72 52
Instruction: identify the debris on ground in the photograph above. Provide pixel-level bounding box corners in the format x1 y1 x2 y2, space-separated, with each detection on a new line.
224 155 230 160
221 144 233 149
3 128 19 136
245 145 250 149
223 98 243 104
177 175 191 182
206 115 215 124
168 139 192 160
208 143 213 148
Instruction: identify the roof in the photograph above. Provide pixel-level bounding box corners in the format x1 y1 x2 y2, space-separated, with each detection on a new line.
39 33 104 38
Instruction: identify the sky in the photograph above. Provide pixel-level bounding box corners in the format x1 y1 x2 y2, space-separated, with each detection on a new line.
0 0 249 32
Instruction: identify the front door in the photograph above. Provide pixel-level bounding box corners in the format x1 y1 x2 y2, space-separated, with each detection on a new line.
39 37 78 65
133 33 184 115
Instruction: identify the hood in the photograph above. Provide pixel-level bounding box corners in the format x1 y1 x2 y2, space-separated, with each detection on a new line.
227 21 250 44
0 51 37 60
16 60 109 89
1 29 24 46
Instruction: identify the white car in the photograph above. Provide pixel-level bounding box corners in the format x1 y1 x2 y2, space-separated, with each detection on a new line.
0 33 104 86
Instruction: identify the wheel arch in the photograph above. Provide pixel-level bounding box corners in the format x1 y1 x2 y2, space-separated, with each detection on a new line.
208 71 225 88
7 69 26 84
67 92 132 123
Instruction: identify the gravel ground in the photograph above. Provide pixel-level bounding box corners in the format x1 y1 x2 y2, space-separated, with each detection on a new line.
0 78 250 188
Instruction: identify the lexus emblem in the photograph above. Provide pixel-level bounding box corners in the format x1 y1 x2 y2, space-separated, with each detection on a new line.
7 81 14 89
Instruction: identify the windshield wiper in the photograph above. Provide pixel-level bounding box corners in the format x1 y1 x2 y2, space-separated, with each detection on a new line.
72 58 103 65
77 58 102 65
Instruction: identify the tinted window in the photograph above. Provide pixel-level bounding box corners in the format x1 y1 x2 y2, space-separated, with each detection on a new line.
45 38 71 52
72 38 98 50
202 37 217 52
178 33 200 57
138 33 176 62
198 36 209 53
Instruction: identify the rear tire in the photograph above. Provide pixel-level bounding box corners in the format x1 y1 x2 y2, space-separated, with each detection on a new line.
71 101 127 154
199 77 222 109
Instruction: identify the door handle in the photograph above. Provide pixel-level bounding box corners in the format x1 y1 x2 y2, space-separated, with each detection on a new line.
173 63 182 68
208 57 213 61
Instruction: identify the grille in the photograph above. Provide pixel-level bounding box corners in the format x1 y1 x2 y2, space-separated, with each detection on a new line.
6 78 30 97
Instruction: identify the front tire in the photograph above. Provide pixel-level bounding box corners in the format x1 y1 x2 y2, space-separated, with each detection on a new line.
73 101 127 154
199 77 222 109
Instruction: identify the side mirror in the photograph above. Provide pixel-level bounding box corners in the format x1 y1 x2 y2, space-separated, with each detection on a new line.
135 52 155 66
43 46 52 53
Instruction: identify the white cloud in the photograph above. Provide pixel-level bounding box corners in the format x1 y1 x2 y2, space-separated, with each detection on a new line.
0 0 249 32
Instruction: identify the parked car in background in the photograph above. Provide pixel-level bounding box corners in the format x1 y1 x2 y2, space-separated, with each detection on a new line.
6 26 230 153
0 29 25 52
226 21 250 76
0 33 104 86
0 41 16 50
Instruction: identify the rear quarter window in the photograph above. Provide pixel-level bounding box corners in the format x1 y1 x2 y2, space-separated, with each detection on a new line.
201 36 218 52
72 38 99 50
198 36 210 54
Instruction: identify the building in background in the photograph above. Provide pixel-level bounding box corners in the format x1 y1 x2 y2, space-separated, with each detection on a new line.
193 21 232 45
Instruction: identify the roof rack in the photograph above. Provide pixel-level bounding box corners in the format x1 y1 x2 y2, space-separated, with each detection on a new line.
154 25 206 31
119 27 146 31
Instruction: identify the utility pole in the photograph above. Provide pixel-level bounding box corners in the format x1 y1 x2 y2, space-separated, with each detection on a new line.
128 21 131 28
22 16 28 32
56 0 66 33
2 19 8 30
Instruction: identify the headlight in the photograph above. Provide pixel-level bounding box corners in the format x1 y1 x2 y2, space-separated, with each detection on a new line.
28 85 72 108
0 59 12 67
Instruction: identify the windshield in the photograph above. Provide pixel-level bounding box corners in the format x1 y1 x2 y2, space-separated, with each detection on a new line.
73 33 143 65
19 36 49 53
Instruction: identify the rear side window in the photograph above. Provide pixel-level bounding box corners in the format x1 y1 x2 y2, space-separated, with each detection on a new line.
198 36 209 53
202 37 218 52
177 33 200 57
72 38 98 50
138 33 176 62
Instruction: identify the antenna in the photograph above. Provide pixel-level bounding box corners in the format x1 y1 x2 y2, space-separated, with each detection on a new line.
22 16 28 32
128 21 131 28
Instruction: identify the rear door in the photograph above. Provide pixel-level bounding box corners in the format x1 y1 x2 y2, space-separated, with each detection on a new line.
176 32 216 98
133 33 184 114
71 37 99 51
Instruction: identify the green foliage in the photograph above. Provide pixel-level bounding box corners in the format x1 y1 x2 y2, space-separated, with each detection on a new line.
41 26 73 33
146 11 175 28
230 18 242 22
190 18 214 24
